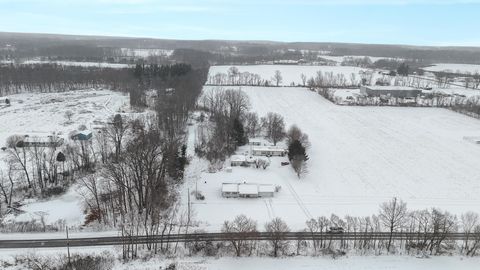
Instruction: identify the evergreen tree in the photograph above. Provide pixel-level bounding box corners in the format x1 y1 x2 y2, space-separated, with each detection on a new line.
232 118 247 146
288 140 308 161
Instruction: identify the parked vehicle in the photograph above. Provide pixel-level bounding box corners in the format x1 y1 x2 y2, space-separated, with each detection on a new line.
327 227 345 234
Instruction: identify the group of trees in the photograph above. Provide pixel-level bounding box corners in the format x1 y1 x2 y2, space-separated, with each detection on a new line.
0 64 136 97
192 198 480 258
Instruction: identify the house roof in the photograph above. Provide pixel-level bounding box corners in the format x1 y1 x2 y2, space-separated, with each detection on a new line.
252 147 285 152
222 183 239 193
364 86 420 91
231 155 247 162
238 184 258 195
258 185 275 193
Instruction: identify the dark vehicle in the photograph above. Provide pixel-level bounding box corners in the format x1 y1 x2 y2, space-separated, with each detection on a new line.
327 227 345 234
281 162 290 166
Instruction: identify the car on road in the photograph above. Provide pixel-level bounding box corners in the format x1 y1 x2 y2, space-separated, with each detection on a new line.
327 227 345 234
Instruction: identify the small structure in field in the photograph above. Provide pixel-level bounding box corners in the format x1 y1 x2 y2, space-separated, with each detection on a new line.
230 155 255 167
252 147 286 157
360 86 422 98
248 139 262 146
20 135 64 148
70 130 93 141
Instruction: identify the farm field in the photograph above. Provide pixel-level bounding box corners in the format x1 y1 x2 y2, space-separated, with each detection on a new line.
208 65 368 86
185 85 480 231
423 63 480 74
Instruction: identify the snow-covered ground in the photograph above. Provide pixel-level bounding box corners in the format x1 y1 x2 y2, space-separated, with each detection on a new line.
423 63 480 74
0 89 129 226
0 89 128 152
185 86 480 231
20 60 131 69
208 65 369 86
0 248 478 270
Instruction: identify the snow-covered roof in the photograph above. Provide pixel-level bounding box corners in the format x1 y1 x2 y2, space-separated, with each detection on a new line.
231 155 247 162
252 147 285 152
222 183 239 193
258 185 275 193
238 184 258 195
78 130 92 136
364 86 420 91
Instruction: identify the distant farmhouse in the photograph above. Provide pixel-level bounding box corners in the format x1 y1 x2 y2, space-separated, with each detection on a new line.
20 135 64 148
70 130 93 141
252 146 287 157
360 86 422 98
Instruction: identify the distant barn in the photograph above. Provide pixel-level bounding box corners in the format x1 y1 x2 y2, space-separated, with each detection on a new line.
360 86 422 98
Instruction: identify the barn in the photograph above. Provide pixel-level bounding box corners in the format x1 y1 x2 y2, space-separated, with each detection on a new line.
360 86 422 98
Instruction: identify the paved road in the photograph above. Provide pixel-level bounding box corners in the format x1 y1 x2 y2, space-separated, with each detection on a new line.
1 232 478 249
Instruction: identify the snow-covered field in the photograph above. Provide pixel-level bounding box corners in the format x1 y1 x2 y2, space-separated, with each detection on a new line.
423 63 480 74
0 89 128 151
186 85 480 231
20 60 131 69
208 65 368 86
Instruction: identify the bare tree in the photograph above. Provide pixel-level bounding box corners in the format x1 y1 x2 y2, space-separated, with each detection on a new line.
286 125 310 149
379 197 407 252
461 212 479 254
243 112 262 138
64 110 74 122
300 73 307 86
222 215 258 257
272 70 283 87
261 112 285 146
265 217 290 257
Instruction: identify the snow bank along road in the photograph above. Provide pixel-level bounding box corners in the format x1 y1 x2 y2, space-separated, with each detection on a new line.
194 86 480 230
1 232 478 249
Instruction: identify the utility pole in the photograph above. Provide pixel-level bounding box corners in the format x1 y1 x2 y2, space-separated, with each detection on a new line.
66 226 71 268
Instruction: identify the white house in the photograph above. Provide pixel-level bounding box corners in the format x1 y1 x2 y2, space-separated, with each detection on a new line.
258 185 275 197
222 183 239 198
252 147 286 157
238 184 259 198
222 183 277 198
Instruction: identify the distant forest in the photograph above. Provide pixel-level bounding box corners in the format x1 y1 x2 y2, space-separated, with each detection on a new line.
1 32 480 65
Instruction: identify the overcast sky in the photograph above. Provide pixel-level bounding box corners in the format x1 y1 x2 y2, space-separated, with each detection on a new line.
0 0 478 46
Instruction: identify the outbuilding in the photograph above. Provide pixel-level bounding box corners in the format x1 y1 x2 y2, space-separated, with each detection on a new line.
360 86 422 98
71 130 93 141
